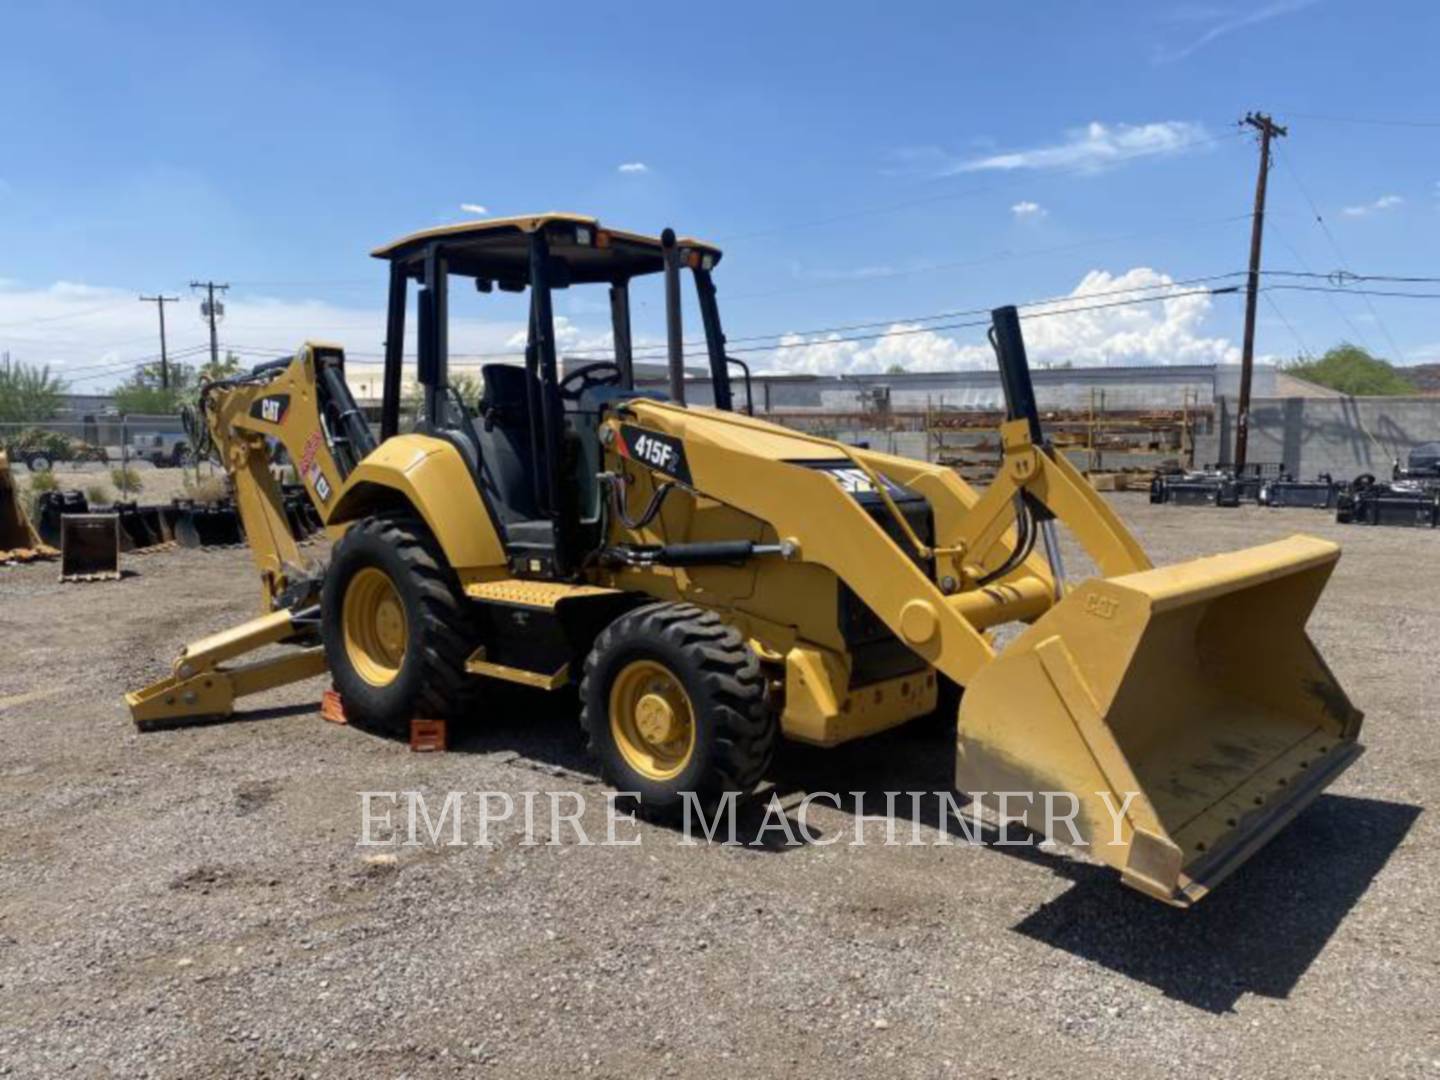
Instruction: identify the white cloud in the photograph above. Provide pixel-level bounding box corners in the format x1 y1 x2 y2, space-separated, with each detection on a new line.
954 121 1208 175
1154 0 1319 63
1341 194 1404 217
770 325 991 376
2 268 1242 390
0 280 536 390
503 315 617 359
765 267 1239 375
459 203 488 215
617 162 649 174
1011 200 1046 219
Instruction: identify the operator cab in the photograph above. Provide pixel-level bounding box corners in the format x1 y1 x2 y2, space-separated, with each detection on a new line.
371 213 743 578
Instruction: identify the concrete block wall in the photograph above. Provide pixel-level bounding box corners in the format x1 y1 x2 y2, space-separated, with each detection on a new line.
1196 396 1440 479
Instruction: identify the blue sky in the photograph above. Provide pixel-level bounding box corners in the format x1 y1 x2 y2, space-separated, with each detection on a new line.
2 0 1438 386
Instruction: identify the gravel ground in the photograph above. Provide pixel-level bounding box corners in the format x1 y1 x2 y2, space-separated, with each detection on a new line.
0 497 1435 1078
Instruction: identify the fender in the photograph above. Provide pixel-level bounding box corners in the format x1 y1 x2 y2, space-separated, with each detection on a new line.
328 434 508 577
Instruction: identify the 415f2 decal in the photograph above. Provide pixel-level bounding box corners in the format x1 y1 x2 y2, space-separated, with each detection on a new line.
618 424 692 485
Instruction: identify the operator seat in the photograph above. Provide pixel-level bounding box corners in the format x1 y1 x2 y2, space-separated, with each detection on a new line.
475 363 543 523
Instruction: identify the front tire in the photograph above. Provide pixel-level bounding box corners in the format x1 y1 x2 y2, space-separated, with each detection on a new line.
579 602 775 819
321 516 476 735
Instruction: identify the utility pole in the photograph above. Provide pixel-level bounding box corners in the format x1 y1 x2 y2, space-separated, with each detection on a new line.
1234 111 1286 470
189 280 230 373
138 294 179 389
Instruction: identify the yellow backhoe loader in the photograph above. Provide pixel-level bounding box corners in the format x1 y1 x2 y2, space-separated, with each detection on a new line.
127 213 1363 905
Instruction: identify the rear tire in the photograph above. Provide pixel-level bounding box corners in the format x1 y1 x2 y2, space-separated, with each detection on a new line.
579 602 775 819
321 516 477 735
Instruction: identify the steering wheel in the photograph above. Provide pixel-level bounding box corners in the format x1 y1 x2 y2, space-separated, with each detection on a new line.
558 361 624 402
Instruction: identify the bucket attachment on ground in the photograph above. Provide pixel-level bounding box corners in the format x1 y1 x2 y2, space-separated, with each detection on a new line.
956 534 1364 907
170 498 244 547
111 501 174 552
34 490 88 548
59 513 121 581
0 452 59 564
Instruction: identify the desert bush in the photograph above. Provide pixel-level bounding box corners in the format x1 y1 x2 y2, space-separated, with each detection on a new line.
110 467 143 496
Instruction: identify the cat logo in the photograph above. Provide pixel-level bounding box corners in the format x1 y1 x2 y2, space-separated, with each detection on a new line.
250 394 290 425
826 467 876 494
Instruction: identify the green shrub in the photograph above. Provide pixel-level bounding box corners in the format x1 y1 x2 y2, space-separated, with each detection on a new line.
85 483 111 506
1284 345 1416 396
182 473 228 503
110 467 143 496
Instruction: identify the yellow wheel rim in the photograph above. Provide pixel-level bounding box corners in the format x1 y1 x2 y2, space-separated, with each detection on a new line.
609 659 696 781
342 567 408 687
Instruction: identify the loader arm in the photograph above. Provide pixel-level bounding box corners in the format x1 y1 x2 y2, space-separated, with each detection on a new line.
603 306 1363 907
607 397 1055 689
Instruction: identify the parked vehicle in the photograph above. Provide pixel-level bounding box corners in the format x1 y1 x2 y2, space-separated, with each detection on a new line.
127 432 191 468
1 428 108 471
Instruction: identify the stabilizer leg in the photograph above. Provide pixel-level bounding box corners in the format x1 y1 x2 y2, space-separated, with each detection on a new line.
126 606 328 730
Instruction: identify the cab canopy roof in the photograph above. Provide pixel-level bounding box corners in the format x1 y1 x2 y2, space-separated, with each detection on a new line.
371 213 722 288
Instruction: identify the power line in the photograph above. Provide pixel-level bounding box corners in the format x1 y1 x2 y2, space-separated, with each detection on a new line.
546 285 1240 365
0 301 133 330
1272 144 1410 364
1265 284 1440 300
722 211 1255 302
1266 269 1440 285
55 343 211 379
1263 292 1315 360
1265 223 1380 354
433 274 1249 367
621 275 1247 361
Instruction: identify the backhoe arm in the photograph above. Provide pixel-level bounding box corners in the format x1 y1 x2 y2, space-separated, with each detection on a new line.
128 343 372 728
192 343 370 608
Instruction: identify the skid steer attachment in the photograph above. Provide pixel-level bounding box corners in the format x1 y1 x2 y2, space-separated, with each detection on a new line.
0 451 59 564
59 513 121 581
171 499 244 547
951 308 1363 905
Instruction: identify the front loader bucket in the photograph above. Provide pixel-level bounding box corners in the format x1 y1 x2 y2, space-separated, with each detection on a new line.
60 513 121 581
956 535 1363 906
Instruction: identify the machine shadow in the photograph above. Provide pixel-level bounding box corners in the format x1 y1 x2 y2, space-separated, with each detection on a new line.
767 716 1419 1014
452 684 1416 1002
141 701 317 731
1012 793 1419 1013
